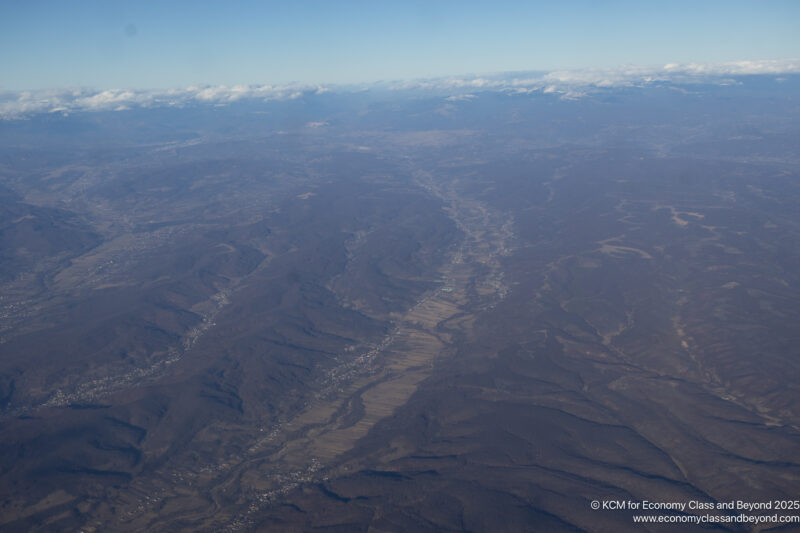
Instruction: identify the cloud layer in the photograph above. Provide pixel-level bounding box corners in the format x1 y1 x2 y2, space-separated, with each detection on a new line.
392 58 800 99
0 84 329 119
2 59 798 119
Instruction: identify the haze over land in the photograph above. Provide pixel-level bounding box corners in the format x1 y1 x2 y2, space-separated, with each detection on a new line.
0 61 799 531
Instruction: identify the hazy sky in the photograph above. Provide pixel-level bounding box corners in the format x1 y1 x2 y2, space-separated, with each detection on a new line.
1 0 798 90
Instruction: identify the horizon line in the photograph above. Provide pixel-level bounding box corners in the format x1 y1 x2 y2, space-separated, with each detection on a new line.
2 58 799 120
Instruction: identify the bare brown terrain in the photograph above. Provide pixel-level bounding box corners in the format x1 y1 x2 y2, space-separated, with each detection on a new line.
1 79 799 532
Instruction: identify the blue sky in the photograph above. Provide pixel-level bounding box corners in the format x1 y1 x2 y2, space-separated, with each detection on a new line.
1 0 798 90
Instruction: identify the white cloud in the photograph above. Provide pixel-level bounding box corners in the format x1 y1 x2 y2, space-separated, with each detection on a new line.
445 94 476 102
668 58 800 75
0 83 330 119
1 59 798 118
392 58 800 100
